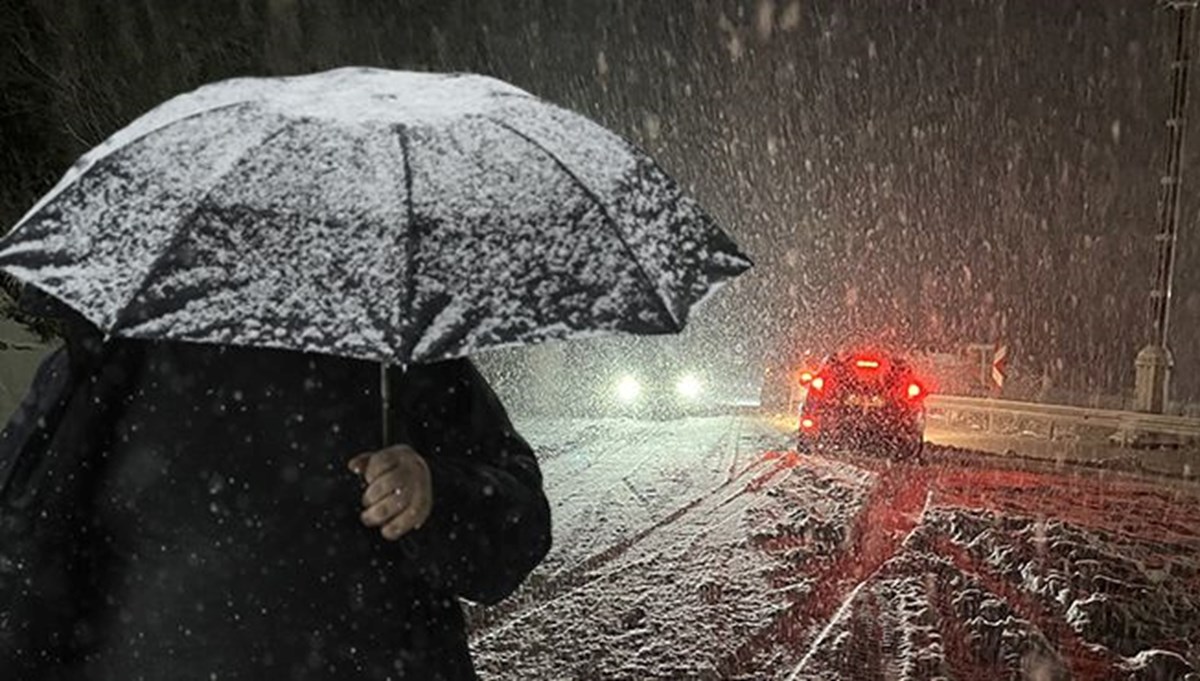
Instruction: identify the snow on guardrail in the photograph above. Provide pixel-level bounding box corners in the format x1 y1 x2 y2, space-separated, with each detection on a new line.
927 394 1200 440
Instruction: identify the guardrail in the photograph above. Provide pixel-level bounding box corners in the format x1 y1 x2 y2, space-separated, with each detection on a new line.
927 394 1200 441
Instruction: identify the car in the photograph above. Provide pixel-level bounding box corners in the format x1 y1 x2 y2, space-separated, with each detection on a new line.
498 337 714 418
607 361 712 418
796 351 927 459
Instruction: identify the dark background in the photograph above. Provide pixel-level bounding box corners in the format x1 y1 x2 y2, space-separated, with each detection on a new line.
2 0 1197 404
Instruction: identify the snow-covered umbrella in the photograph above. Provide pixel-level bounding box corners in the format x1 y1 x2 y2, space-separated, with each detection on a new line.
0 67 751 443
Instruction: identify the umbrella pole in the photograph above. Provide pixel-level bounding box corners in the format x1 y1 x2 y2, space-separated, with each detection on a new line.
380 362 391 448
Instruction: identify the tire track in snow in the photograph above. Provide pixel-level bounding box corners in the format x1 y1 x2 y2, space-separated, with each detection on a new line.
472 449 812 678
534 418 663 486
469 416 762 640
929 533 1119 679
926 563 1007 681
548 415 747 574
469 485 719 646
724 416 746 485
710 455 936 680
756 444 1191 678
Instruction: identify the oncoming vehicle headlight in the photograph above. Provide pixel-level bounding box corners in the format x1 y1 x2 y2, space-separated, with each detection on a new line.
676 373 702 399
616 375 642 402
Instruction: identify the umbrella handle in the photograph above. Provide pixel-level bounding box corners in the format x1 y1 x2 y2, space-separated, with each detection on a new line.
380 362 392 448
380 362 412 449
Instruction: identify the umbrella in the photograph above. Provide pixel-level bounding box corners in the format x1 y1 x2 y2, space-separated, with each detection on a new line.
0 67 751 443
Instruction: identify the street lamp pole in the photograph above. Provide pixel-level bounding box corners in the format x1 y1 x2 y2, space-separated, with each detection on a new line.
1135 0 1198 413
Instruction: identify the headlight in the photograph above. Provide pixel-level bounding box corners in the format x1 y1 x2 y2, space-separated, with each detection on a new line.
616 375 642 402
676 373 702 399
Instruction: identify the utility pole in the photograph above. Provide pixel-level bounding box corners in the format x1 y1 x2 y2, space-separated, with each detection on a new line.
1135 0 1198 413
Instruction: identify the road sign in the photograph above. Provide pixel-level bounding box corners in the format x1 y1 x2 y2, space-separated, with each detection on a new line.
992 344 1008 389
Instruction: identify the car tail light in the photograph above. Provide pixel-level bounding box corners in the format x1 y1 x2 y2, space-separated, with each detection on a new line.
799 371 813 385
855 358 880 369
906 383 923 400
810 376 825 391
800 417 816 430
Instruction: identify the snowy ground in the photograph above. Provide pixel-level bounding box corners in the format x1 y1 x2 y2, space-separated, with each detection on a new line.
469 414 1200 680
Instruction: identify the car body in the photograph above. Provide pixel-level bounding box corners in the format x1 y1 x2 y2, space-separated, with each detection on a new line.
796 351 927 458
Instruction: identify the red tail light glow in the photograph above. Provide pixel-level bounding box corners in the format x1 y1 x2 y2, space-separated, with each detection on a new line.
907 383 923 399
799 371 813 384
800 417 816 430
810 376 825 391
855 359 881 369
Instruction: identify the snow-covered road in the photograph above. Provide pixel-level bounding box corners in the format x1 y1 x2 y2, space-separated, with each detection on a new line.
469 414 1200 680
519 415 770 577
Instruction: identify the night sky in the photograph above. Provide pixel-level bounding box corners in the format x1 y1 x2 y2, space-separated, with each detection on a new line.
2 0 1198 402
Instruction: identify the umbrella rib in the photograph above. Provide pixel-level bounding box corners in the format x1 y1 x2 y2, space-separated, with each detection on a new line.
14 100 259 230
482 116 682 331
395 123 418 361
109 122 296 335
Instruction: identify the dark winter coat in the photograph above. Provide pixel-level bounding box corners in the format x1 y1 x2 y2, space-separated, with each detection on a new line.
0 317 552 680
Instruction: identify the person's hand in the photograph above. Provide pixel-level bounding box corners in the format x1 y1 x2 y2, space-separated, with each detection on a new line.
347 444 433 541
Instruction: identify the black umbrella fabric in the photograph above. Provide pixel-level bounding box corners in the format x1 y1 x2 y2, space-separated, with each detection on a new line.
0 67 750 367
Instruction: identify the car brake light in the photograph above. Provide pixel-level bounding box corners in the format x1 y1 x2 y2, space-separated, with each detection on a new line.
800 417 816 430
906 383 923 399
810 376 824 391
799 371 813 384
855 359 880 369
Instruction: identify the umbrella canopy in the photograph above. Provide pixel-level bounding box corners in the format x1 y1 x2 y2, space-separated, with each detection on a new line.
0 67 750 365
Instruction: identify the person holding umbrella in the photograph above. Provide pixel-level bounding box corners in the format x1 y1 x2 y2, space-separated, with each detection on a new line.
0 68 751 679
1 287 550 680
